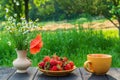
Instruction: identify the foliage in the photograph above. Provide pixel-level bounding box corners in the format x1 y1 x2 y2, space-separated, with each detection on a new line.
0 0 96 21
34 0 50 7
1 0 120 22
4 0 24 22
0 0 50 22
0 1 6 20
93 0 120 36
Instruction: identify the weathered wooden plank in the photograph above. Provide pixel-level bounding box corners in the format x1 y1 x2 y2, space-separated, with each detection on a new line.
106 68 120 80
33 68 58 80
8 67 38 80
0 67 16 80
80 68 108 80
116 68 120 72
1 67 120 80
58 68 82 80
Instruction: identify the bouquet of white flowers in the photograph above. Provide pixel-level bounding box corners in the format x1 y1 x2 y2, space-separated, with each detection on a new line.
6 17 37 50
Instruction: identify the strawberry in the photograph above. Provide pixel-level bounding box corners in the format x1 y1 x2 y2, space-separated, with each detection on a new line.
64 63 72 70
57 61 63 67
62 57 68 62
43 56 50 62
52 54 60 60
50 59 57 66
50 66 58 71
39 54 75 71
69 61 74 68
57 64 63 71
44 62 50 70
38 61 45 69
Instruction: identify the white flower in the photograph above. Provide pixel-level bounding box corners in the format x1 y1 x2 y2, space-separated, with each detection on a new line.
16 1 19 6
23 30 30 34
8 16 13 21
21 17 25 20
8 41 11 46
35 19 39 22
5 8 9 13
0 5 1 9
6 16 38 50
14 14 17 17
5 15 7 19
13 0 16 3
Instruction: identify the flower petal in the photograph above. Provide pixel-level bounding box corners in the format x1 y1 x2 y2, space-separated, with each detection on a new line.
30 35 42 48
30 34 43 54
30 44 40 54
39 41 43 48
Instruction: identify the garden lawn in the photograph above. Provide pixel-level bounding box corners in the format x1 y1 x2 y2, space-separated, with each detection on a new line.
0 27 120 67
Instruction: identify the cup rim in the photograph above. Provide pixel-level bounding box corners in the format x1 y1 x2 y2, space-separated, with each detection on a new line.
87 54 112 58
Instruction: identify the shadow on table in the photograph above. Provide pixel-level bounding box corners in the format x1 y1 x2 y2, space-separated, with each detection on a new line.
39 74 58 80
88 74 117 80
106 74 117 80
39 73 79 80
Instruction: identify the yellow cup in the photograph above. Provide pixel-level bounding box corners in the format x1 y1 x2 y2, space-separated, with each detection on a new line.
84 54 112 75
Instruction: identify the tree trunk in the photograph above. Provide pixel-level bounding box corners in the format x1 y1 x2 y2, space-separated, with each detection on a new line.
118 19 120 37
118 27 120 37
24 0 29 22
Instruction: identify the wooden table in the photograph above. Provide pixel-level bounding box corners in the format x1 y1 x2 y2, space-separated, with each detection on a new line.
0 67 120 80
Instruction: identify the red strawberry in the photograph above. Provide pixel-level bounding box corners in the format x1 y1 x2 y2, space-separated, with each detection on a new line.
43 56 50 62
50 66 58 71
69 61 74 68
64 63 71 70
50 59 57 66
52 54 60 60
40 55 75 71
57 64 63 71
63 57 68 62
38 61 45 69
57 61 63 67
44 62 50 70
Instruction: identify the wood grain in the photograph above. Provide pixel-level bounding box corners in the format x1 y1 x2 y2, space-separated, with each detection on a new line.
0 67 120 80
80 68 108 80
0 67 16 80
33 68 58 80
106 68 120 80
8 67 38 80
58 68 82 80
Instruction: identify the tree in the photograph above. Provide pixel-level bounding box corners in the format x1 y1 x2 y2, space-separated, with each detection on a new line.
4 0 24 22
0 0 6 20
0 0 50 22
95 0 120 36
24 0 29 22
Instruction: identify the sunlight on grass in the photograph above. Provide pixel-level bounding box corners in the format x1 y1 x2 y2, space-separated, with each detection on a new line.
94 29 119 38
102 29 119 38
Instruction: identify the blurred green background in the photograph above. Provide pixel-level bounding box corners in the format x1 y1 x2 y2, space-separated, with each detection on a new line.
0 0 120 67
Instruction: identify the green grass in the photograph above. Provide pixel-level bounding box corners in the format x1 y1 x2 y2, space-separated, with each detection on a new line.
67 15 107 25
0 26 120 67
102 29 119 38
36 15 107 28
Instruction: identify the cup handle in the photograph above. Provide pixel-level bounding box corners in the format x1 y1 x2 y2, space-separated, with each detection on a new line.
84 61 94 73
